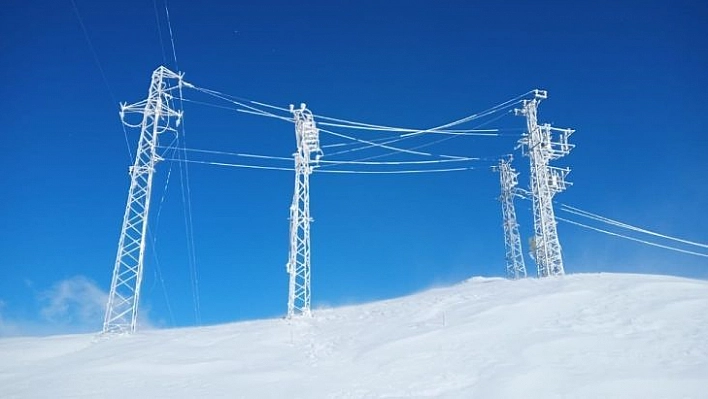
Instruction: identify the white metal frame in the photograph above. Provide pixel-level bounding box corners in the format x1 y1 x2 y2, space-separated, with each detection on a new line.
516 90 574 277
496 156 527 279
103 66 184 334
286 103 322 318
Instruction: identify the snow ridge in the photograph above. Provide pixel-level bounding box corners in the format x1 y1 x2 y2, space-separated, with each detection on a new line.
1 273 706 398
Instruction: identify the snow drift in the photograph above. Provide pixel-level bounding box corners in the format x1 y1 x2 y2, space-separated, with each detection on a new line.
1 273 706 398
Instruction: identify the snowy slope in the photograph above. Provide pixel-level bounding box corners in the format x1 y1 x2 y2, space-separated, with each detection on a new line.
1 273 707 398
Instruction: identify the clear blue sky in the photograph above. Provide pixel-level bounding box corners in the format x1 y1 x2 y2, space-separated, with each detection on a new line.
1 0 706 335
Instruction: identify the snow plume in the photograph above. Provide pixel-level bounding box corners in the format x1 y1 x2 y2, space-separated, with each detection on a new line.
0 276 154 337
39 276 107 328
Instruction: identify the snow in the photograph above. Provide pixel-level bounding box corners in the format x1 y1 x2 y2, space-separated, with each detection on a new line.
1 273 707 398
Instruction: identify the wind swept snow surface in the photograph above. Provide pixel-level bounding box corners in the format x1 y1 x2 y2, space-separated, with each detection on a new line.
1 273 707 398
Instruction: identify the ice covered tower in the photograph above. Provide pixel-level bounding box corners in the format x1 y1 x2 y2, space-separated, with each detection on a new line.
496 156 527 279
287 103 322 318
515 90 574 277
103 66 184 334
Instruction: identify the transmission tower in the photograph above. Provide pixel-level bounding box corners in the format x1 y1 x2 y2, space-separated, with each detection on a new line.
103 66 184 334
287 103 322 318
515 90 574 277
495 156 527 279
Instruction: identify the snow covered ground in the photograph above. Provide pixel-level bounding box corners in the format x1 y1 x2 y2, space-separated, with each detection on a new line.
1 273 706 398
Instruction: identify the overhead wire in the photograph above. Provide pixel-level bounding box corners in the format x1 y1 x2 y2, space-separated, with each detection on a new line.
163 0 201 325
516 196 708 259
321 106 518 159
167 158 294 172
319 127 466 159
180 97 267 113
69 0 133 161
152 0 168 65
557 217 708 258
161 146 293 162
115 44 708 266
318 158 480 166
235 108 294 122
166 158 479 175
164 0 179 71
326 110 516 164
315 167 478 174
320 135 402 149
183 83 529 138
175 84 520 172
316 120 511 136
179 83 531 168
187 85 293 122
148 137 178 327
307 90 533 135
558 203 708 250
161 146 485 166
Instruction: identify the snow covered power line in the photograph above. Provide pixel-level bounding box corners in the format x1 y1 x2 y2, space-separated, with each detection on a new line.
102 64 708 337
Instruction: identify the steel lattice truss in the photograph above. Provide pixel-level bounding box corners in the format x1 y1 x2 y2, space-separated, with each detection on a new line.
496 157 527 279
516 90 574 277
103 66 184 334
287 104 322 318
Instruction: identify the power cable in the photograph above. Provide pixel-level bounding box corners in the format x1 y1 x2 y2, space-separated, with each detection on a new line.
558 217 708 258
69 0 132 161
558 204 708 250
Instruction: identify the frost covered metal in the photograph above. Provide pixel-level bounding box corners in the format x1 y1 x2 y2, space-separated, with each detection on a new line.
516 90 574 277
286 104 322 318
496 156 527 279
103 66 184 334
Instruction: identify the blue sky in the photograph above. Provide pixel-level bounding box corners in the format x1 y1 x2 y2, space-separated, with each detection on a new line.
1 0 706 335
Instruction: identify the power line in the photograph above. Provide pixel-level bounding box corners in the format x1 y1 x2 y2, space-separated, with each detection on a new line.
321 108 513 169
164 0 179 71
316 167 478 175
344 111 515 162
152 0 168 65
174 88 202 326
165 158 481 174
152 0 203 324
161 146 293 162
148 140 177 328
166 158 294 172
319 127 467 159
311 94 527 163
187 85 292 122
558 204 708 250
184 83 528 139
320 135 402 149
318 158 480 166
69 0 133 162
308 90 533 135
164 145 483 166
317 120 506 135
558 217 708 258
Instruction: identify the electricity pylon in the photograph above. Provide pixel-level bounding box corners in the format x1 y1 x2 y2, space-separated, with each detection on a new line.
287 103 322 318
103 66 184 334
495 156 527 279
516 90 574 277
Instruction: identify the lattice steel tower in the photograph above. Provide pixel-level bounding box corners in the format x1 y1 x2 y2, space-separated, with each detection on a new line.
287 103 322 318
103 66 184 334
496 156 527 279
516 90 574 277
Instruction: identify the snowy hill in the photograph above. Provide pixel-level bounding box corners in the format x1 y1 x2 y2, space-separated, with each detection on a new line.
1 273 707 398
